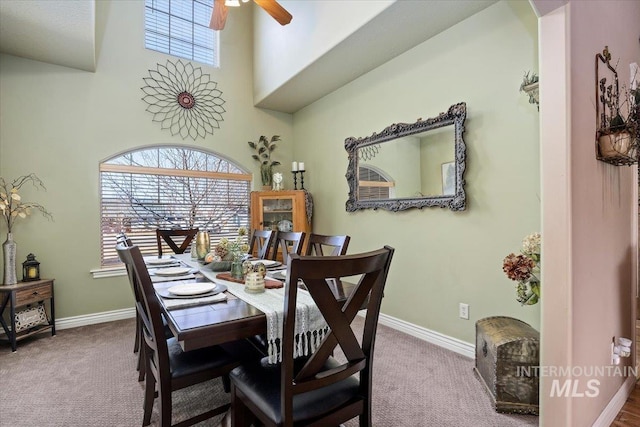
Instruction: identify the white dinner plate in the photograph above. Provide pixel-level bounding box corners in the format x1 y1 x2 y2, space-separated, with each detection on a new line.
158 284 227 300
250 259 281 268
154 267 192 277
146 258 176 266
168 283 216 296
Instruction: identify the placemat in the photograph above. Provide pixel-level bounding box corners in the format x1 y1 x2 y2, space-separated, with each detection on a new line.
215 272 283 289
161 292 227 310
151 273 196 283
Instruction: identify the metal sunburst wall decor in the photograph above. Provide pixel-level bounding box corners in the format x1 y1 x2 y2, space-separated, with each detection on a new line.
141 59 226 140
358 144 380 161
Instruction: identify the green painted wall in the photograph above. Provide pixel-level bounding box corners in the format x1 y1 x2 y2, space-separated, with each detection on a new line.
0 0 293 318
0 0 540 345
292 0 540 343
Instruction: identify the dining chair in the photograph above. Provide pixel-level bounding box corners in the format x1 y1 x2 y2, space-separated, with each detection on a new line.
271 231 306 265
248 229 275 259
230 246 395 427
116 233 146 377
116 243 261 427
304 233 351 256
155 228 198 257
116 232 132 247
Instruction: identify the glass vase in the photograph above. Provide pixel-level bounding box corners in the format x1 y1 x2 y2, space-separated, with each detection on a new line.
231 259 244 280
3 233 17 285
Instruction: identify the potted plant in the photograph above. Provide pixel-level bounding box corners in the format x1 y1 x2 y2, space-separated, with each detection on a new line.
248 135 281 189
595 47 639 165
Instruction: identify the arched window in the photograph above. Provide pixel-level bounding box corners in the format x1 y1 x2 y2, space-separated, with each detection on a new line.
99 145 251 266
358 165 395 200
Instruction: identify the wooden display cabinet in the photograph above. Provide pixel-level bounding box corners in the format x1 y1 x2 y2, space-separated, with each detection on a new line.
250 190 311 259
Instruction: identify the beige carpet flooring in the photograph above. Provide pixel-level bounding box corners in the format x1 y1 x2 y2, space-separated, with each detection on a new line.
0 317 538 426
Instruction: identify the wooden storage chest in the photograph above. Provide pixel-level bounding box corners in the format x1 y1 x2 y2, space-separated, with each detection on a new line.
474 316 539 415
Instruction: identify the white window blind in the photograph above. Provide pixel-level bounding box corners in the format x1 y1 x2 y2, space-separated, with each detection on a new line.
358 166 393 200
100 146 251 266
145 0 218 66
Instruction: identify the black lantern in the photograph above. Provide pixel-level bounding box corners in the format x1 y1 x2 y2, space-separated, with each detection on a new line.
22 253 40 282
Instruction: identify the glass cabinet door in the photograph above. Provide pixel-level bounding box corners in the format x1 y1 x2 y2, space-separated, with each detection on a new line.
251 189 310 238
260 197 294 232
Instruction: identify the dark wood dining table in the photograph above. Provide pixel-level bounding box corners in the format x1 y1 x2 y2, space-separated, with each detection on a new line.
155 258 357 352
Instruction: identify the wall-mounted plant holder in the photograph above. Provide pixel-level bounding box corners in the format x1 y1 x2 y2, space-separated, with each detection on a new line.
595 46 639 166
520 71 539 110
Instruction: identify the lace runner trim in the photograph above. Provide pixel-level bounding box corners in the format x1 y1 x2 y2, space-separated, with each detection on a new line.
200 269 328 364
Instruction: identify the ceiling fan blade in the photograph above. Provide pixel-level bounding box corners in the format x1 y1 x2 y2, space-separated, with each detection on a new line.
253 0 292 26
209 0 228 30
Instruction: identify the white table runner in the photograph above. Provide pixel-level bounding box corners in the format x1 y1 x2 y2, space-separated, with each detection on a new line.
199 268 328 364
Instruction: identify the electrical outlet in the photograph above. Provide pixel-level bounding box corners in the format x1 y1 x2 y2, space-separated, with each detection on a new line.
459 303 469 320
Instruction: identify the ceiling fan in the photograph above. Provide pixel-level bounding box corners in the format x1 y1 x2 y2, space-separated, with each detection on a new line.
209 0 292 30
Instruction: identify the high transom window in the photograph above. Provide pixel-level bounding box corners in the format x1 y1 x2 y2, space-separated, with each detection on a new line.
99 146 250 266
145 0 219 67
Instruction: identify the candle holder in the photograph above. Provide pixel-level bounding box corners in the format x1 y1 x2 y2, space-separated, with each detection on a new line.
299 170 305 190
292 171 298 190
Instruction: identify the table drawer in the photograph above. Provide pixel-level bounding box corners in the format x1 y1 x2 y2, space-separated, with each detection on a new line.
15 283 52 307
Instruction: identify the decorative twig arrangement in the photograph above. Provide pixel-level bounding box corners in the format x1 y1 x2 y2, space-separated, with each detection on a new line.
595 46 639 166
0 173 53 233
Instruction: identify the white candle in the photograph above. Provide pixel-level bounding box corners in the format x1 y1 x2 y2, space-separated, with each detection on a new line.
298 162 305 171
291 161 298 171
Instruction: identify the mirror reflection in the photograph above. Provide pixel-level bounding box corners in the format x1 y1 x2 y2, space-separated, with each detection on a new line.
345 102 467 212
357 126 455 200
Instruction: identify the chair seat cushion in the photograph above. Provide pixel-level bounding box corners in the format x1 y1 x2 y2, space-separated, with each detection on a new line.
230 356 361 424
167 337 260 379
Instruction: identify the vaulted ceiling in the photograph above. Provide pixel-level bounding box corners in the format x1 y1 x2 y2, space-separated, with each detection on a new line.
0 0 501 113
0 0 96 72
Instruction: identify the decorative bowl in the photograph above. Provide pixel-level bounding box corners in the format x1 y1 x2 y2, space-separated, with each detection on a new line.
203 260 232 272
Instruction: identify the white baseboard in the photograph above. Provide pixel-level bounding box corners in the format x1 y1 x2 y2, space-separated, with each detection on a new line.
56 307 135 330
58 308 475 359
376 312 475 359
592 375 636 426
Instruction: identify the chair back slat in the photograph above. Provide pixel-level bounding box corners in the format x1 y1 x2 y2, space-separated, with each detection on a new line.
280 246 394 412
155 228 199 257
305 233 350 256
248 229 275 259
272 231 306 265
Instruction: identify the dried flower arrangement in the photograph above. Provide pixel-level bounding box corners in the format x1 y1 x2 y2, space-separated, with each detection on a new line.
211 227 249 261
503 232 541 306
0 173 53 233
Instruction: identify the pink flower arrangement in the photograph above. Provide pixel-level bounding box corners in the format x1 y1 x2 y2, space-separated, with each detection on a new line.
502 232 540 305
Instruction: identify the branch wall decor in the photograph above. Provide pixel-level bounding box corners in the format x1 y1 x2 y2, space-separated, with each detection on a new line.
141 59 226 140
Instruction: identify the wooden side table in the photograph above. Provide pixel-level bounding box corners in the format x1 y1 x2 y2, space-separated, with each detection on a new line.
0 279 55 352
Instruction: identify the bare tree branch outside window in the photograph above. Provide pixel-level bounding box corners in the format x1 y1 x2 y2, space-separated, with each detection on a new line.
100 146 250 266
